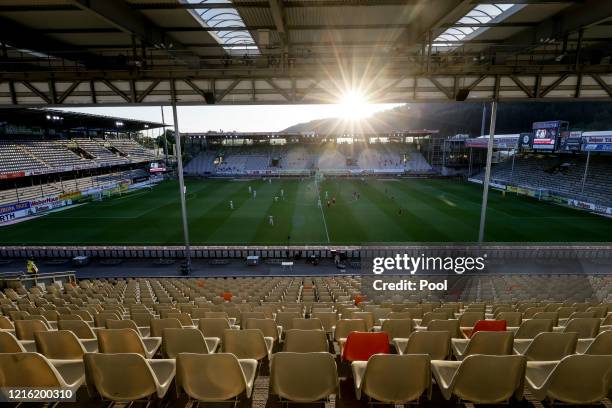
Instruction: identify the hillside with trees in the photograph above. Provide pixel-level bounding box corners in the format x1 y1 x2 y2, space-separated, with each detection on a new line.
283 102 612 136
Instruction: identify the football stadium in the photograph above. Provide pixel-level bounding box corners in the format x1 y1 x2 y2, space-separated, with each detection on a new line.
1 1 612 407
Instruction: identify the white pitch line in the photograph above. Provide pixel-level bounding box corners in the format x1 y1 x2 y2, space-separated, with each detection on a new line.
314 177 330 243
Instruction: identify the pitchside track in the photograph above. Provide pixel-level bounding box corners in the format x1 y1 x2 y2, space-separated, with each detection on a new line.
0 178 610 245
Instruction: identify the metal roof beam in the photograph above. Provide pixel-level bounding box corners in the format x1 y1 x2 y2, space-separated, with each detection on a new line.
489 0 612 61
71 0 200 68
0 0 582 11
268 0 288 48
395 0 470 47
0 16 109 68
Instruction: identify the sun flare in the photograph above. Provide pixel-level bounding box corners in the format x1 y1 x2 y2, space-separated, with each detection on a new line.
338 90 373 120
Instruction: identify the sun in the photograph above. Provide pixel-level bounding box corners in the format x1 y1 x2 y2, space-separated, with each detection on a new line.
338 90 373 120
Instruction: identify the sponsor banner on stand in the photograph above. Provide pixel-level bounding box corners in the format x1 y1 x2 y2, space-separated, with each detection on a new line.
0 171 27 180
0 202 31 215
59 191 82 201
567 199 612 215
0 209 30 224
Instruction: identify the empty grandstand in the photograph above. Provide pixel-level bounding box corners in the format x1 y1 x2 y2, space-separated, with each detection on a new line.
184 136 434 177
0 108 164 224
474 154 612 207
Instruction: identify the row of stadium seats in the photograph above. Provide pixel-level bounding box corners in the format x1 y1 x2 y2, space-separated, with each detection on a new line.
475 154 612 206
0 169 148 206
0 276 610 405
0 137 157 175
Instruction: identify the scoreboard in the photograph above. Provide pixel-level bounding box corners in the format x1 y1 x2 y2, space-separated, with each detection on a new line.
531 120 569 151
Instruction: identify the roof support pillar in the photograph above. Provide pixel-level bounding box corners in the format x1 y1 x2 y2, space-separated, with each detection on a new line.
478 99 498 244
170 80 192 273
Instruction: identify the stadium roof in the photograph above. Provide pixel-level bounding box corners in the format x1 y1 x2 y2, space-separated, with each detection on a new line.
0 0 611 105
0 107 164 132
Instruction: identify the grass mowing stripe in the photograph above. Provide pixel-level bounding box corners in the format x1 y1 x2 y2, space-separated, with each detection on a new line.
0 178 611 244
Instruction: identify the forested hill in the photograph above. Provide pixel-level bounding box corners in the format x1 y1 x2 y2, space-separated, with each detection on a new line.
282 102 612 136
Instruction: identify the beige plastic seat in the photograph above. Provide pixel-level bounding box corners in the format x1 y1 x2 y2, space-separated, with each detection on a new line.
0 352 85 396
176 353 257 402
387 312 411 320
525 354 612 404
284 329 328 353
270 352 338 403
394 331 451 360
84 352 175 402
150 318 182 338
14 319 48 340
524 307 546 319
107 319 150 337
203 311 236 325
532 312 559 327
244 318 281 342
292 318 324 331
34 330 87 360
420 312 448 326
276 311 300 331
496 311 522 327
310 312 337 333
513 332 577 361
562 317 601 339
380 319 412 343
334 319 367 343
131 312 153 327
352 354 431 403
57 319 97 339
25 314 52 329
240 312 266 327
458 312 485 328
97 328 161 359
0 315 14 329
94 312 121 328
452 331 513 360
162 328 219 358
586 306 607 318
164 312 193 327
223 329 273 361
432 355 526 403
0 331 26 352
427 319 461 338
582 330 612 355
514 318 553 339
350 312 374 331
199 318 232 342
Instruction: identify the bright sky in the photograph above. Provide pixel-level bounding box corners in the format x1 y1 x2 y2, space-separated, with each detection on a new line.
60 101 403 134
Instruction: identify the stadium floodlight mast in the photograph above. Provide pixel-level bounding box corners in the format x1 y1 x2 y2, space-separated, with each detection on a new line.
478 99 498 244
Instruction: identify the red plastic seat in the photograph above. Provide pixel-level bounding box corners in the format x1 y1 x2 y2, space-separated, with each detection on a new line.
221 292 233 301
341 332 389 362
464 320 507 338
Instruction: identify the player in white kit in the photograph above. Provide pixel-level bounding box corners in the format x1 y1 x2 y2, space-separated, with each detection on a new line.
269 215 274 226
229 200 234 210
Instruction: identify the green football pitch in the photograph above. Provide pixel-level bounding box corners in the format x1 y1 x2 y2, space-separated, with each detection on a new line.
0 178 610 245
